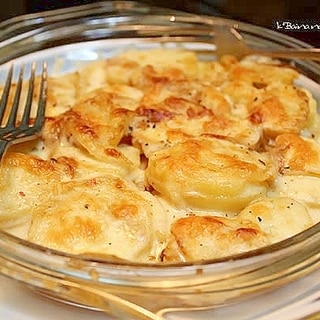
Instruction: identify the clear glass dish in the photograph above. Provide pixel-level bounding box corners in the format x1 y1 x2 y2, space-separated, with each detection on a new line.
0 1 319 318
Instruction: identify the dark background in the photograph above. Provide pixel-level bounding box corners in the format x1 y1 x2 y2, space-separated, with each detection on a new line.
0 0 319 46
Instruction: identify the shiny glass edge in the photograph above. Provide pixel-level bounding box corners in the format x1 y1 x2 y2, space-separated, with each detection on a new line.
0 0 319 313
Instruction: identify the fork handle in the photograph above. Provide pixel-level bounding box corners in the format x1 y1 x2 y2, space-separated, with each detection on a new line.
52 278 165 320
0 139 9 162
254 48 320 61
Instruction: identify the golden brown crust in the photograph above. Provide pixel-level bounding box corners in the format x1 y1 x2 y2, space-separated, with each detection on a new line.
0 152 75 223
238 197 313 242
28 176 167 262
248 86 309 137
59 89 134 149
162 215 268 262
0 49 318 263
274 133 320 176
145 137 275 211
163 197 313 262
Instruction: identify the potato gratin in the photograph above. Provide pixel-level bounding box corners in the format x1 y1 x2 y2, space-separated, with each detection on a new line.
1 49 320 263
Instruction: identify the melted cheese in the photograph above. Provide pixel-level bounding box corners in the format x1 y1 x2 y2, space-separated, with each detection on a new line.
145 137 275 211
162 197 313 262
0 152 75 225
28 175 168 262
274 133 320 176
0 48 319 263
162 215 269 262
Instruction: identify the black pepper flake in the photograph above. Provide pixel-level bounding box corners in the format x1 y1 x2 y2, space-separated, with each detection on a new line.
258 159 266 166
84 204 89 209
257 216 262 222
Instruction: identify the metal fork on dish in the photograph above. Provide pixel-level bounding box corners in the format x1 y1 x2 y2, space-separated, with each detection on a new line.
213 26 320 61
0 62 166 320
0 62 47 161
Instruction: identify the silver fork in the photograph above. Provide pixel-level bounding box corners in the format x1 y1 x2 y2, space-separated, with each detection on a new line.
0 62 47 160
214 26 320 61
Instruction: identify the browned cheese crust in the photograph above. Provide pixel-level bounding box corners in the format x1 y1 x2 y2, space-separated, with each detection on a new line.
0 49 318 263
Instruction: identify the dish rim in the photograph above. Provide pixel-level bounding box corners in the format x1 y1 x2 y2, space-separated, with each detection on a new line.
0 0 319 298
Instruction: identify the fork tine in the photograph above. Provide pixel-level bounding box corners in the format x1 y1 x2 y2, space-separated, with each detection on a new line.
34 61 48 128
20 62 36 127
0 64 13 123
213 25 252 60
0 61 48 161
6 65 24 127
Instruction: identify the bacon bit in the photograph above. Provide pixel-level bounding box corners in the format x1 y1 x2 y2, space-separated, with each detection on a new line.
136 107 174 123
19 191 26 197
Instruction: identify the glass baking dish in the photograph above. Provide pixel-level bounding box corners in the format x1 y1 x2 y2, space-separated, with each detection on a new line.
0 1 319 319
